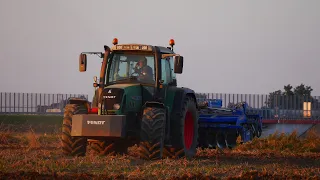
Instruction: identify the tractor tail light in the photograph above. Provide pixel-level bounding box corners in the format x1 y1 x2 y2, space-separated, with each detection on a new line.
89 107 98 114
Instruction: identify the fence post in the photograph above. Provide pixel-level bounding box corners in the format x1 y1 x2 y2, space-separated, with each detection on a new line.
40 94 42 114
35 93 37 114
5 92 7 113
22 93 24 113
27 93 29 113
31 93 33 113
18 93 20 113
13 93 15 113
253 94 256 108
9 93 11 114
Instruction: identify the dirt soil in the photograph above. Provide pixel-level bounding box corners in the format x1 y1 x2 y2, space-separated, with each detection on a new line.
0 128 320 179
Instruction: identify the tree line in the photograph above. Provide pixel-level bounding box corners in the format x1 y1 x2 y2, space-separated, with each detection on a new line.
264 83 319 109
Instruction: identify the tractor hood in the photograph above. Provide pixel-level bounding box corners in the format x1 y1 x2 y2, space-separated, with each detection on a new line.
100 83 154 115
105 83 141 89
102 83 141 99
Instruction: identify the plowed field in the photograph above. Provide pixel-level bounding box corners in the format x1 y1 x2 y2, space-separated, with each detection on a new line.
0 126 320 179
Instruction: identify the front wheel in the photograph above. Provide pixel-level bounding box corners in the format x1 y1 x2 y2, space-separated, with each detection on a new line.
138 107 166 160
61 104 88 156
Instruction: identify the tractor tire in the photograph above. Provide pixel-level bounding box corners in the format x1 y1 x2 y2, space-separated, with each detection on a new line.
164 96 199 159
61 104 88 156
138 107 166 160
90 139 128 156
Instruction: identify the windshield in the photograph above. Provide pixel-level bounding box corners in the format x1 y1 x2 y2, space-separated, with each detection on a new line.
108 53 155 84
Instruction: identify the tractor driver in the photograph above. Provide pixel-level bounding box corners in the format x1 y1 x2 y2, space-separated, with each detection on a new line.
134 57 153 81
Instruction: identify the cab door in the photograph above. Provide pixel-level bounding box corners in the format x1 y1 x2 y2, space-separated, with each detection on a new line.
158 57 174 106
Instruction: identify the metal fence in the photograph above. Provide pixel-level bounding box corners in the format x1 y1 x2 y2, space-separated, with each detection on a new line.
0 92 89 115
1 92 320 120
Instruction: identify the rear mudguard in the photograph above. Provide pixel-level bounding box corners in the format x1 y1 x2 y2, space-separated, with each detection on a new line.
171 87 198 113
181 87 198 108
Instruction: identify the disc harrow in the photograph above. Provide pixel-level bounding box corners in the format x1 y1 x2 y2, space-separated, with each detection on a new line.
197 99 262 149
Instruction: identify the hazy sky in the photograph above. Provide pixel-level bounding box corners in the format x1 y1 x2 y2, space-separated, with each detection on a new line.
1 0 319 100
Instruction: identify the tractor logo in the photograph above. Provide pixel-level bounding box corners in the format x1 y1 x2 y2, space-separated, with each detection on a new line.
108 90 112 93
87 121 105 125
103 95 116 99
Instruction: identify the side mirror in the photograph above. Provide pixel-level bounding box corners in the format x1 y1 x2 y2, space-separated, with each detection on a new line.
79 54 87 72
174 56 183 74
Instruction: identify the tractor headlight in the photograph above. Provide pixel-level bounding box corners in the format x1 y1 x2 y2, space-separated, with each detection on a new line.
113 104 120 110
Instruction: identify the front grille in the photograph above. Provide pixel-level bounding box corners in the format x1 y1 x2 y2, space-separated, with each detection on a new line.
102 88 124 114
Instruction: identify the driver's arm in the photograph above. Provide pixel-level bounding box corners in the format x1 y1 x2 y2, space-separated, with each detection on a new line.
134 65 141 74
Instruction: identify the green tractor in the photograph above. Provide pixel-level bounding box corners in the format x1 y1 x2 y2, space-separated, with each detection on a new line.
61 38 199 160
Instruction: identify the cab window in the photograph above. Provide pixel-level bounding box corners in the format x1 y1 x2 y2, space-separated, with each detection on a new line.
161 58 172 84
168 56 176 81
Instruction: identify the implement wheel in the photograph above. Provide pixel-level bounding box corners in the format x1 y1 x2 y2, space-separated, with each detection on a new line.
164 96 199 159
138 107 166 160
61 104 88 156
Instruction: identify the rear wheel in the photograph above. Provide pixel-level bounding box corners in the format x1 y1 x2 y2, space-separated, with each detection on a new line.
61 104 88 156
138 107 166 160
164 96 199 159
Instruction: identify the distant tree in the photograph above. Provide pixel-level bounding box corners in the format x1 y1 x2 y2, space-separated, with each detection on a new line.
283 84 294 96
265 89 282 108
293 83 313 96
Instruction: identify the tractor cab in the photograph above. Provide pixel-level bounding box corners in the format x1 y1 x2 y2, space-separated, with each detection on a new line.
79 38 184 115
79 38 183 85
107 39 183 87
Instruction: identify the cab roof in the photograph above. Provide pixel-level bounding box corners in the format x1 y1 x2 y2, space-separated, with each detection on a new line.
111 43 175 54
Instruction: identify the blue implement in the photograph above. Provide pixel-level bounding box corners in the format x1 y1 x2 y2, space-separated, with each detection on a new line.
197 99 262 149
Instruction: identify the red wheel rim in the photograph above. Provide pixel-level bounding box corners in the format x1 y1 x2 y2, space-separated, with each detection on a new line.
184 111 194 149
